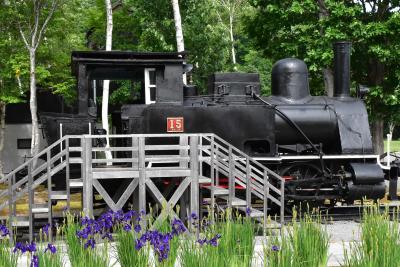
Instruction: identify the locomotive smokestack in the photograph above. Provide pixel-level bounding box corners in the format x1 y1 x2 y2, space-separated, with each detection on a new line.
333 41 351 98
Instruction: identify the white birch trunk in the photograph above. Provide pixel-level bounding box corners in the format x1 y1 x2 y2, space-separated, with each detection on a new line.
229 13 237 70
103 0 113 162
29 48 40 158
171 0 187 84
0 102 5 179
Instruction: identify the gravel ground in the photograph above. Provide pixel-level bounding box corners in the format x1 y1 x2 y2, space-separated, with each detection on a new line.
325 221 360 266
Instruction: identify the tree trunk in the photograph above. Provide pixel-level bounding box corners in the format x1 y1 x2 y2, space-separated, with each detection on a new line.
229 13 237 70
172 0 184 53
0 102 5 179
171 0 187 83
323 68 334 97
102 0 113 162
29 48 40 157
372 119 384 155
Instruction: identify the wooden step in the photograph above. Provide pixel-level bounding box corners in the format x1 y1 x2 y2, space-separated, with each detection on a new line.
69 178 83 188
199 176 211 184
237 206 265 218
69 157 82 164
202 185 229 195
265 221 282 229
32 204 49 214
50 191 68 200
11 216 30 227
219 196 247 206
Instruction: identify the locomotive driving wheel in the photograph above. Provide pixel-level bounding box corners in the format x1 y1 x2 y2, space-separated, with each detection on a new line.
279 163 327 209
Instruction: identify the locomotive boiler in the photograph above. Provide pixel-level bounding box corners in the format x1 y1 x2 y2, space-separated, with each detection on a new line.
40 41 389 205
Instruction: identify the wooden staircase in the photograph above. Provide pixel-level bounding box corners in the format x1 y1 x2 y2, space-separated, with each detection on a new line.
0 133 285 241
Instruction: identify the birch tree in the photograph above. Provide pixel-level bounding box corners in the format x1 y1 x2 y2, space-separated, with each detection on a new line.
103 0 113 161
13 0 59 157
214 0 246 70
171 0 186 83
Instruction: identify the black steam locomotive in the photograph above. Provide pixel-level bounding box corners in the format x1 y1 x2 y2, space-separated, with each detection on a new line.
40 41 392 205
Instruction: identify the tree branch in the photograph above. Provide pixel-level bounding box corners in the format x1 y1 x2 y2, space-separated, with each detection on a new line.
32 0 41 47
34 0 58 50
18 23 30 49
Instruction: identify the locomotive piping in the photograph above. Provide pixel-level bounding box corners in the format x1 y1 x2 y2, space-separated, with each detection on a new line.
252 93 328 175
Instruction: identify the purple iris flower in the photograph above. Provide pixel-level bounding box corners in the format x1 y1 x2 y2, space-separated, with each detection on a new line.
272 245 280 251
190 212 198 220
30 255 39 267
44 243 57 254
134 224 141 233
207 233 222 247
84 238 96 249
171 218 186 235
246 207 251 216
135 230 174 262
0 224 9 236
26 241 37 253
42 224 50 236
13 242 27 254
102 232 113 241
197 238 207 246
135 239 145 250
123 224 132 232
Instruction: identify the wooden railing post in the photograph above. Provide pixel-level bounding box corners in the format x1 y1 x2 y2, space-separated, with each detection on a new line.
138 137 146 215
8 174 13 243
246 157 251 217
46 150 53 242
65 138 71 210
190 135 199 232
28 161 33 242
210 135 215 221
228 147 234 208
82 136 93 217
263 170 269 235
280 178 285 225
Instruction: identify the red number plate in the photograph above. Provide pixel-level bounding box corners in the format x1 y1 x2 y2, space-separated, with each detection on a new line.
167 117 184 133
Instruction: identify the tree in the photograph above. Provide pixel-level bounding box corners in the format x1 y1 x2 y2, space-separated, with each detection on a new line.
171 0 185 53
102 0 113 161
171 0 186 83
12 0 59 157
213 0 248 69
246 0 400 154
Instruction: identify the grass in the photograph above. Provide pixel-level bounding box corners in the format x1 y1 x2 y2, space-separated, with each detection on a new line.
4 205 400 266
0 238 17 267
114 222 150 267
384 139 400 152
263 209 329 267
343 205 400 267
64 214 109 267
180 209 255 267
